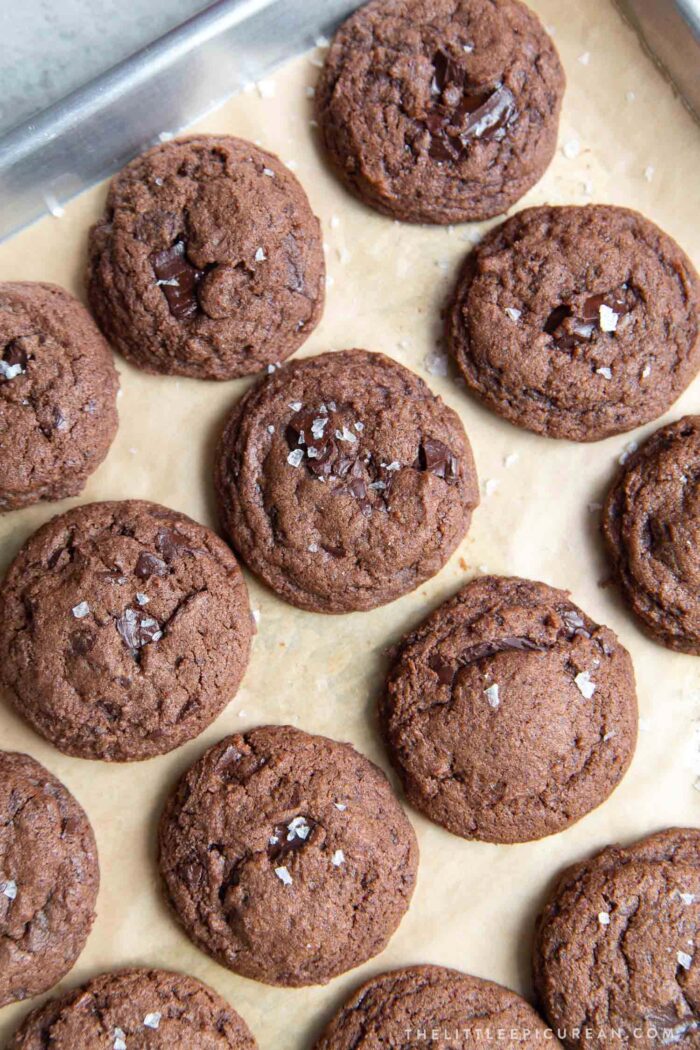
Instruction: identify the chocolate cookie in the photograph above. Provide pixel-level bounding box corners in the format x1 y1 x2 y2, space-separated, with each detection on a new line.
215 349 479 613
602 416 700 654
315 0 564 224
0 500 253 761
0 751 99 1007
158 725 418 986
0 282 118 511
314 964 559 1048
87 136 325 380
381 575 637 843
7 967 257 1049
534 827 700 1050
447 205 700 441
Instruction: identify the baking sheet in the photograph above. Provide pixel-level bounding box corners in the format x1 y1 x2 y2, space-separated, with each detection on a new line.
1 0 699 1045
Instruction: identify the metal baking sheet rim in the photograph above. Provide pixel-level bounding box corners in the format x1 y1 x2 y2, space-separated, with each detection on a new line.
0 0 698 245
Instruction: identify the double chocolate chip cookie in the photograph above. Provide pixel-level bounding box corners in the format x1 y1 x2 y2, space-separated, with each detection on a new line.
534 828 700 1050
316 0 564 223
603 416 700 654
7 967 257 1049
215 349 479 613
88 136 325 379
314 964 559 1048
0 500 253 761
0 281 118 511
159 725 418 986
447 205 700 440
0 751 99 1007
382 575 637 843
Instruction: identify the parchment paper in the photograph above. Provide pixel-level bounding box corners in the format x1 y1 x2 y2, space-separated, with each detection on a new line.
1 2 699 1045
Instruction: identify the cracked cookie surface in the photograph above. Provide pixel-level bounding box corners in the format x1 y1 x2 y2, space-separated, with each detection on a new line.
314 964 560 1048
315 0 564 223
7 967 257 1049
381 575 637 843
87 136 325 379
215 349 479 613
0 751 99 1007
0 500 253 761
158 725 418 986
0 282 119 511
534 828 700 1050
447 205 700 440
603 416 700 654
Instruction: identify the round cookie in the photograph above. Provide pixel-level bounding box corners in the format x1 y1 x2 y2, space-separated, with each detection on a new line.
534 828 700 1050
313 964 559 1048
381 575 637 843
0 500 253 761
447 205 700 441
215 348 479 613
158 725 418 986
602 416 700 654
87 136 325 380
7 967 257 1049
0 751 99 1007
0 281 119 511
315 0 564 224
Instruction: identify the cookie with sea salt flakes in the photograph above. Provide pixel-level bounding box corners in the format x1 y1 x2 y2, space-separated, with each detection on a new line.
447 205 700 441
158 725 419 987
0 500 252 761
381 575 638 843
0 750 99 1008
313 964 561 1049
7 967 257 1049
0 281 118 511
534 828 700 1050
602 416 700 654
315 0 564 224
87 135 325 379
215 348 479 613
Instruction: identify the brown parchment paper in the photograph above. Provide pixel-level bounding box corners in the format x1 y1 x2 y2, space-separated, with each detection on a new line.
1 1 699 1044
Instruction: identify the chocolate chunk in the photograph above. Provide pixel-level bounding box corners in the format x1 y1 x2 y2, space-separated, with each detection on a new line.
151 240 204 321
418 438 458 480
428 655 456 686
70 629 95 656
115 607 162 651
267 815 317 861
544 304 572 334
428 52 517 162
134 551 168 579
3 340 29 371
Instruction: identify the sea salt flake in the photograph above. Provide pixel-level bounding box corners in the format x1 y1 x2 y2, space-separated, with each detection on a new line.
462 42 474 52
574 670 596 699
156 277 179 287
599 305 618 332
369 481 386 491
308 542 319 553
326 274 335 289
626 90 636 103
289 401 303 412
354 421 364 432
286 159 299 171
678 951 693 970
578 51 591 65
644 165 655 182
287 816 311 841
143 1013 161 1030
332 849 345 866
642 363 652 378
315 34 330 48
305 86 316 98
72 601 90 619
334 802 347 810
335 426 357 443
263 168 275 178
679 892 696 905
484 684 500 709
618 441 638 465
267 424 275 434
424 351 449 377
44 192 65 218
504 453 519 468
2 879 17 900
255 247 267 262
596 366 613 379
275 865 293 885
505 307 521 321
603 731 616 742
385 461 401 472
252 609 261 624
598 911 611 926
0 360 24 380
562 138 580 160
135 593 149 606
484 478 499 497
257 79 276 98
113 1030 127 1050
330 214 340 229
287 449 304 467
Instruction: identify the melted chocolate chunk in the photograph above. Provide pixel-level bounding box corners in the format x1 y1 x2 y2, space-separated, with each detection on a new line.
417 438 459 480
429 635 549 689
151 240 204 321
3 340 29 371
115 607 163 651
134 551 169 580
267 815 317 861
427 50 517 162
545 289 632 349
70 629 95 657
